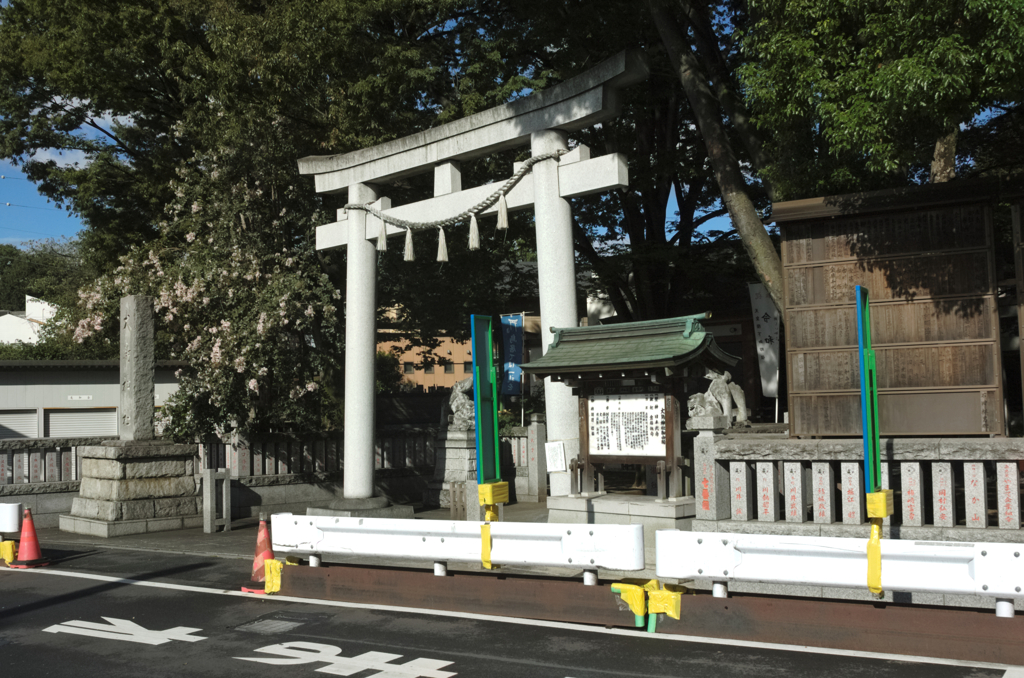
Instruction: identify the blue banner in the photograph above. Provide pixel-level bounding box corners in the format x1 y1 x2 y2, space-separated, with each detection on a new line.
500 313 524 396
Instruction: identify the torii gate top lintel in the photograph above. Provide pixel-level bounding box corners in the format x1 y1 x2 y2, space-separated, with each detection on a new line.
296 50 648 194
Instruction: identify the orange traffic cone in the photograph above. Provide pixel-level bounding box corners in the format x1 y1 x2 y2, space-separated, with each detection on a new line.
9 508 47 569
241 516 273 594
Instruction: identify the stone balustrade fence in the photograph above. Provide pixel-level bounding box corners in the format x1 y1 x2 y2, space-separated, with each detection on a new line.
693 432 1024 542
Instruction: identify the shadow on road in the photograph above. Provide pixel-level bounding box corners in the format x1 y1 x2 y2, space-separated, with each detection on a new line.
0 561 217 623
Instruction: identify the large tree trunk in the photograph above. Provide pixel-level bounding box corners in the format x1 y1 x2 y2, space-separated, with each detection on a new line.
675 0 773 197
650 2 785 316
931 125 958 183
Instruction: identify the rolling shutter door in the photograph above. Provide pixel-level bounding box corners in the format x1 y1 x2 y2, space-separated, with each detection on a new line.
45 409 118 437
0 410 38 439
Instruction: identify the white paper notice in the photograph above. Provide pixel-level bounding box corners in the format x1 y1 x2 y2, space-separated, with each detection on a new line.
545 441 567 473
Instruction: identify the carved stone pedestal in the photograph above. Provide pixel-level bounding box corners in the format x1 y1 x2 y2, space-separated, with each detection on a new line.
424 427 478 510
59 440 201 537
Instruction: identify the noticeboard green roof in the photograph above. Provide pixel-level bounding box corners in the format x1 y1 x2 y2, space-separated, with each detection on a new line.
521 314 738 377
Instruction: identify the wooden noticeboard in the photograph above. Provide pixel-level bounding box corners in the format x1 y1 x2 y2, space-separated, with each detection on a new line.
578 382 681 468
775 186 1004 437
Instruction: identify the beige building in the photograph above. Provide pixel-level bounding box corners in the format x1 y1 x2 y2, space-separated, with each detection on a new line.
377 315 544 393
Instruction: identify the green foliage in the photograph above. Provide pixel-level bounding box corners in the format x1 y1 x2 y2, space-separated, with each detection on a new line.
741 0 1024 197
375 349 413 394
0 239 93 312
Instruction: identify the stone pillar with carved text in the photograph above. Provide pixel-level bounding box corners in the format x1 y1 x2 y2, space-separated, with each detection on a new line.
119 295 155 441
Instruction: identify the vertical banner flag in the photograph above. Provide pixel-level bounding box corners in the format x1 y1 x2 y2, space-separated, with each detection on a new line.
748 283 780 397
500 313 525 396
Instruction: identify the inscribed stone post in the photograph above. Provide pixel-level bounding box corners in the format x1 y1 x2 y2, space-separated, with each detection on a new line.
840 463 865 524
694 432 729 520
931 462 954 527
964 462 988 528
880 461 891 526
783 462 806 523
900 462 924 527
812 462 835 524
119 296 155 441
730 461 753 521
756 462 779 522
996 462 1020 530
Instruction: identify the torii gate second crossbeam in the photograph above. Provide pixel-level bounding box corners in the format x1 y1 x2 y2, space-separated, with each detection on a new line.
298 51 648 502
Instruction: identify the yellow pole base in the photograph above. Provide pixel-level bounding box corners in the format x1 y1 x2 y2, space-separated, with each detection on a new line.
867 517 883 598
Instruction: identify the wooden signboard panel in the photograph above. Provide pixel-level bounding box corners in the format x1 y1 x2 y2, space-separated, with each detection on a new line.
780 201 1003 437
579 382 676 467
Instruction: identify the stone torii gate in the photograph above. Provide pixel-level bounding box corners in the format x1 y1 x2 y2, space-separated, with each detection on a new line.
298 51 648 503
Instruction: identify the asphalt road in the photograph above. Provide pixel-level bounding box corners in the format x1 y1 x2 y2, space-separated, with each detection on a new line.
0 546 1018 678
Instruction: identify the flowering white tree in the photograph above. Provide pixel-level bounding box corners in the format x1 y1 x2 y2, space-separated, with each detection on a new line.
73 144 344 440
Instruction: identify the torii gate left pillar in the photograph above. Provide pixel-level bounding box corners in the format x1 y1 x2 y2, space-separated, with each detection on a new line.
299 52 648 502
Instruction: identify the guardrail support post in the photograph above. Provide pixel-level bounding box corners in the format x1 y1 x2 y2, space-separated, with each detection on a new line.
434 561 447 577
996 599 1015 618
309 554 321 568
583 569 598 586
712 582 728 598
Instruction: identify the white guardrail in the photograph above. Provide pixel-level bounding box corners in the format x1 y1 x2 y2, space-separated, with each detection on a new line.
657 530 1023 617
271 514 645 579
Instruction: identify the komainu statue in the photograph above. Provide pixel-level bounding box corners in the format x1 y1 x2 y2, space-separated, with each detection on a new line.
687 368 750 427
445 376 476 430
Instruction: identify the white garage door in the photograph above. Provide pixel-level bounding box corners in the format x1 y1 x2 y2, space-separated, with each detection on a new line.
0 410 38 439
45 409 118 437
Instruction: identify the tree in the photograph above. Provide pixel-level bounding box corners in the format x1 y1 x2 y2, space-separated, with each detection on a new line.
739 0 1024 197
0 0 550 437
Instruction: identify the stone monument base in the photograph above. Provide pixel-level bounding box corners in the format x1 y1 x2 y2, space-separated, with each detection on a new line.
547 493 695 562
306 496 414 519
424 428 476 509
60 439 201 538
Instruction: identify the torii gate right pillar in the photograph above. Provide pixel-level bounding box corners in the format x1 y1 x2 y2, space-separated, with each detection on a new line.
532 129 579 496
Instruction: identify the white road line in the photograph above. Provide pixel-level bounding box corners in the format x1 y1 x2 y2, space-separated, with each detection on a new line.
5 568 1021 672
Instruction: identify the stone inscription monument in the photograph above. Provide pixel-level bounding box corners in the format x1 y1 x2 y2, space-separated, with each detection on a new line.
119 294 155 440
60 296 202 537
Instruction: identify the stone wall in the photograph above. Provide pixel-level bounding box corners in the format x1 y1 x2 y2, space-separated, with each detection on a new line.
0 481 78 529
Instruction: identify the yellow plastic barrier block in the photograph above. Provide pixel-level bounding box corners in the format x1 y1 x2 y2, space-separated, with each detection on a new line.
285 556 302 566
0 540 15 565
610 582 647 627
649 588 683 620
866 490 894 519
478 481 509 506
264 559 283 594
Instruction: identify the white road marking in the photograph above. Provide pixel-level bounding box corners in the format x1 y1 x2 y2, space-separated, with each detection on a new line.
1003 669 1024 677
7 568 1021 672
237 641 456 677
43 616 207 645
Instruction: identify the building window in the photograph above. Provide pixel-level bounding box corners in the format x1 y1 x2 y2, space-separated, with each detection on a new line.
424 364 435 374
463 361 473 373
444 362 455 374
403 362 415 374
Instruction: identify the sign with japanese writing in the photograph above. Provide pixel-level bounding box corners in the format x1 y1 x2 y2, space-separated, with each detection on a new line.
499 313 524 396
587 392 665 457
748 283 779 397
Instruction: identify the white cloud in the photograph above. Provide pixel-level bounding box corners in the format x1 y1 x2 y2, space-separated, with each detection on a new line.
31 148 90 168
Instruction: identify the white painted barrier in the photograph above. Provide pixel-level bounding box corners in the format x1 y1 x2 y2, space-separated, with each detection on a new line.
657 530 1022 615
271 514 646 571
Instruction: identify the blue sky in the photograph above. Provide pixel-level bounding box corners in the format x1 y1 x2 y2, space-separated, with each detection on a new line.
0 159 84 246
